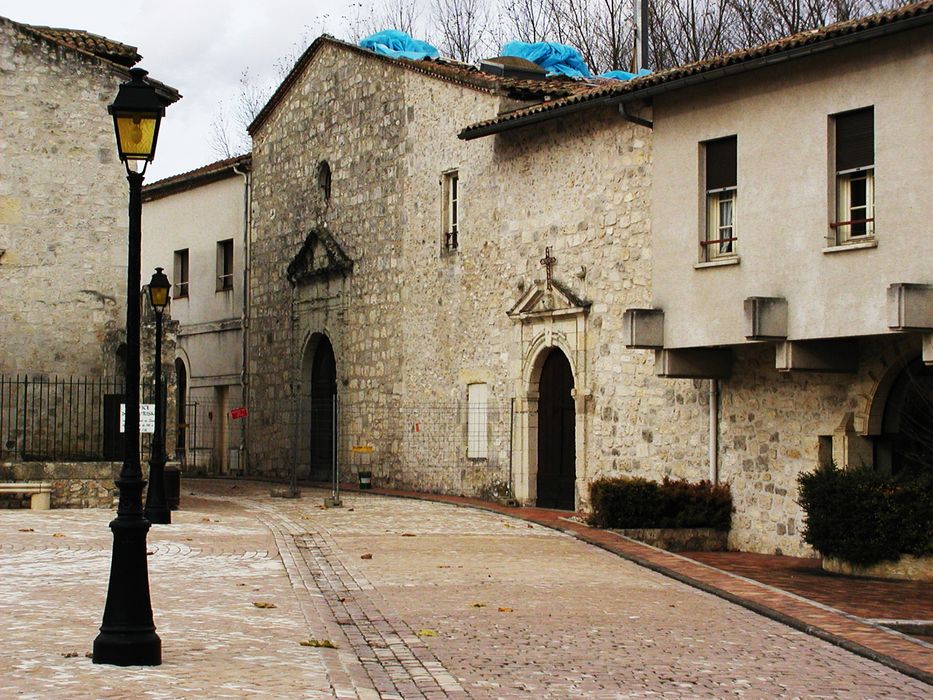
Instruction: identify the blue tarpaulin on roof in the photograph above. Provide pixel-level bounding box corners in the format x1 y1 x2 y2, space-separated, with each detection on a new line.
359 30 439 60
500 41 592 78
599 68 652 81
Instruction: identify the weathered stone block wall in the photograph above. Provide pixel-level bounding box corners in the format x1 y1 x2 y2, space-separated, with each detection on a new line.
249 44 710 506
1 461 119 508
0 19 129 376
720 335 923 556
249 44 410 479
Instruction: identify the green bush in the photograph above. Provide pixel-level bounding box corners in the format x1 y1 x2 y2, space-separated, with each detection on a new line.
797 464 933 567
588 476 732 530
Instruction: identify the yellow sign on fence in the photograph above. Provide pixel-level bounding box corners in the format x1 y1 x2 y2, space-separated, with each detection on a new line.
351 445 374 454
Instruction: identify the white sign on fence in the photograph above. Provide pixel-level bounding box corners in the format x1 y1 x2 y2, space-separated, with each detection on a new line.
120 403 156 434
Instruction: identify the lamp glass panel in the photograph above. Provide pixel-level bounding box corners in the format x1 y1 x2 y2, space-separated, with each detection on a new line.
149 286 170 308
116 115 157 160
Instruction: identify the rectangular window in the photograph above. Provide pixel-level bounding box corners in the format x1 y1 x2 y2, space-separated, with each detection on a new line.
833 107 874 243
467 382 487 459
703 136 737 261
216 239 234 291
443 170 458 250
173 249 189 298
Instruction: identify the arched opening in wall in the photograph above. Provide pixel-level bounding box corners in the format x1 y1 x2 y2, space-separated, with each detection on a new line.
174 358 188 461
302 334 337 482
318 160 332 202
536 348 576 510
874 357 933 478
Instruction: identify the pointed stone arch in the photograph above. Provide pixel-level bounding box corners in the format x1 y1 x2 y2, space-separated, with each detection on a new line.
508 278 590 508
299 331 337 481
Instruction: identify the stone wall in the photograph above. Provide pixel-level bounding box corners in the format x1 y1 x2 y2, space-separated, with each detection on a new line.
1 462 119 508
720 335 923 556
0 19 130 377
248 44 709 509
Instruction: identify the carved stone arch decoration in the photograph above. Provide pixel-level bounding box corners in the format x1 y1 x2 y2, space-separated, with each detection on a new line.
508 277 591 509
286 227 353 286
862 337 924 437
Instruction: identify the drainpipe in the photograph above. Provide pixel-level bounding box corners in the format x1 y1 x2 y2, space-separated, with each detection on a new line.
233 162 250 474
709 379 719 484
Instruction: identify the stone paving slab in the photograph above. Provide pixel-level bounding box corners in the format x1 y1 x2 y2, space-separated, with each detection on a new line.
0 479 930 699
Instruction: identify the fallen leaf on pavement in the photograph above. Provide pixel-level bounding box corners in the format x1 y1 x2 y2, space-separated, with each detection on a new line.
18 528 34 532
470 603 486 608
347 507 354 512
417 629 437 637
438 565 451 569
62 651 78 658
85 652 93 658
401 533 416 537
253 601 277 609
147 550 155 556
300 638 337 648
360 553 373 560
200 517 211 523
498 607 514 613
52 533 65 538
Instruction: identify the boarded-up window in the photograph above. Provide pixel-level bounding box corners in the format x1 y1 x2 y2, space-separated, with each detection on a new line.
467 383 487 459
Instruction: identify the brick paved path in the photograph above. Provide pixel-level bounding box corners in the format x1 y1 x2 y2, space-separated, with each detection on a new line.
0 480 929 698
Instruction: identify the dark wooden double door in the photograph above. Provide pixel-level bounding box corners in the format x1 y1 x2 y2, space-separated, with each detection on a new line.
536 350 576 510
309 337 336 481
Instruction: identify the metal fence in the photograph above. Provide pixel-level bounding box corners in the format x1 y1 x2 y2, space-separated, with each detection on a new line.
293 397 515 499
176 399 245 475
0 375 125 462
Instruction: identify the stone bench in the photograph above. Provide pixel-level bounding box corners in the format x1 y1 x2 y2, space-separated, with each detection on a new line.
0 482 52 510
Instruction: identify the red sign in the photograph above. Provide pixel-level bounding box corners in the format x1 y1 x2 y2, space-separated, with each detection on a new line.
230 407 248 420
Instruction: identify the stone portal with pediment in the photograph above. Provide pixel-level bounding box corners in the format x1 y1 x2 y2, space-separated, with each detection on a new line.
508 276 591 508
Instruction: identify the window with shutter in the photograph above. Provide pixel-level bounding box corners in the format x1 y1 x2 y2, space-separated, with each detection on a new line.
703 136 738 262
833 107 874 243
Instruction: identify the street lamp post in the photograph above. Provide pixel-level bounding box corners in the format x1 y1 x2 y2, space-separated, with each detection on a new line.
144 268 171 525
94 67 165 667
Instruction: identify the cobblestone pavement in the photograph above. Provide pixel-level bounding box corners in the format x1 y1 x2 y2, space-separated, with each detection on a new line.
1 480 930 699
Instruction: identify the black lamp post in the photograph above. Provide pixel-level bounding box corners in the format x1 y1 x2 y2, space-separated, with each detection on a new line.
94 67 165 667
144 267 171 525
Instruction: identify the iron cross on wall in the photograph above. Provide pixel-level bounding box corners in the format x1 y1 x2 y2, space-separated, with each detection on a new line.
540 246 557 291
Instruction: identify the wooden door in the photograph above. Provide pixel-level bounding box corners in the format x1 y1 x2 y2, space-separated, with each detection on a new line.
310 337 336 482
536 350 575 509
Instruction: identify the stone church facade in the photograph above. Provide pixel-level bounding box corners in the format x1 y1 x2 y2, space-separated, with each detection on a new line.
246 37 709 519
246 4 931 557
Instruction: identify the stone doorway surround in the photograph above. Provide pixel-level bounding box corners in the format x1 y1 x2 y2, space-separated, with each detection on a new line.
508 279 590 509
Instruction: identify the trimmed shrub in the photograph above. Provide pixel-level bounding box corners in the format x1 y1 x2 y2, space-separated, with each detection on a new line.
797 464 933 567
588 476 732 531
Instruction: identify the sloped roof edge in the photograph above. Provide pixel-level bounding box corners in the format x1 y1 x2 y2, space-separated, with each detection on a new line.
2 16 181 104
247 34 586 136
143 153 252 202
460 1 933 140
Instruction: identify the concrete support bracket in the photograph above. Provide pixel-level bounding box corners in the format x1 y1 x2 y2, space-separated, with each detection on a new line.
655 348 731 378
744 297 788 340
775 339 858 373
887 283 933 331
623 308 664 348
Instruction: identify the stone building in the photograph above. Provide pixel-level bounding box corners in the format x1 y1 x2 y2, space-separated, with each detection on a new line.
464 2 933 555
143 154 251 473
0 15 179 464
0 16 177 376
245 37 709 511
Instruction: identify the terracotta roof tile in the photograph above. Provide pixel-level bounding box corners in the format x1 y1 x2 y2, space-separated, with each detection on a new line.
248 35 596 135
460 0 933 138
143 153 252 201
23 25 141 67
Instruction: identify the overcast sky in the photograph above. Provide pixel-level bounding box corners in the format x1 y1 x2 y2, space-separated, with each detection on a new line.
0 1 370 181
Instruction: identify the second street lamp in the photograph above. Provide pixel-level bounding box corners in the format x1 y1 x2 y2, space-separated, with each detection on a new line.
94 67 166 667
144 267 171 525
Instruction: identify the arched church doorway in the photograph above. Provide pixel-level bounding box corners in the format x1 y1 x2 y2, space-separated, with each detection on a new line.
174 358 187 460
308 335 337 482
536 348 576 509
875 356 933 478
